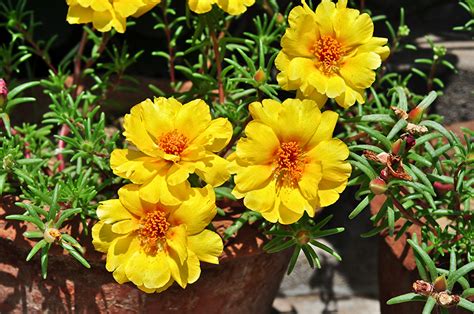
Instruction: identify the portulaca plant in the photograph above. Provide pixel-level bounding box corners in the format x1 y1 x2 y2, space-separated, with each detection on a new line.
0 0 472 312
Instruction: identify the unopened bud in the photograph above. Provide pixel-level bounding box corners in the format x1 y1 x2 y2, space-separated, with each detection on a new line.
380 168 390 180
408 107 423 124
398 25 410 37
370 177 388 195
43 227 62 243
296 230 311 245
434 45 447 58
433 275 447 292
413 280 433 296
276 13 285 24
391 139 404 155
0 79 7 110
434 182 454 193
436 291 460 308
254 68 266 84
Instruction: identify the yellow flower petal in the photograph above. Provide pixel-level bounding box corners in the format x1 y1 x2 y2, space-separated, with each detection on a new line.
105 234 138 273
235 121 279 164
216 0 255 15
318 178 348 207
117 184 150 217
340 52 381 89
92 221 120 253
166 249 188 288
166 225 188 265
188 230 223 264
194 153 230 187
110 149 165 184
188 0 215 14
168 185 216 235
123 105 161 157
242 180 276 214
334 8 373 48
298 163 323 200
307 110 339 149
111 219 137 234
175 99 212 142
186 249 201 284
139 173 190 205
96 199 133 224
233 164 273 192
278 99 322 145
314 0 336 36
335 84 365 108
279 187 313 219
67 5 94 24
193 118 233 152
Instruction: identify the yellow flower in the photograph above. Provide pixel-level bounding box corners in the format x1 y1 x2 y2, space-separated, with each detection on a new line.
275 0 389 108
66 0 161 33
111 97 232 205
92 184 223 293
188 0 255 15
230 99 351 224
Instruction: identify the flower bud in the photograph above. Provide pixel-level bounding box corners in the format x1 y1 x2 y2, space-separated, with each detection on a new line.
0 79 8 111
370 177 388 195
398 25 410 37
391 139 404 155
433 275 447 292
407 107 423 124
254 68 266 84
43 227 62 243
276 13 285 24
412 280 433 296
296 230 311 245
433 182 453 193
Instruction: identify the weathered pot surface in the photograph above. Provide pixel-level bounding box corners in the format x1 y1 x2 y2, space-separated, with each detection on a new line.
0 196 291 313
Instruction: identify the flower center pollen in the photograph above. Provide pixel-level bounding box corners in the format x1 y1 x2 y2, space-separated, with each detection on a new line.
274 141 307 187
311 36 344 75
138 211 170 255
158 130 188 156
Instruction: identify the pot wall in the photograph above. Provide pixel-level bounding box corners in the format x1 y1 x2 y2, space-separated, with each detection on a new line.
0 198 292 314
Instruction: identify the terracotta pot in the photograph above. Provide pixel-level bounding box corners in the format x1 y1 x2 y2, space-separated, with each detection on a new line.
0 196 292 313
372 196 471 314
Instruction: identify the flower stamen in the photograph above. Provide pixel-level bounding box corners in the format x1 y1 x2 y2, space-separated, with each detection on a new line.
158 130 188 156
274 141 307 187
311 36 344 75
138 211 170 255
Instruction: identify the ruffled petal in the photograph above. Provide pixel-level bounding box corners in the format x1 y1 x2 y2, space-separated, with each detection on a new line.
110 149 166 184
194 153 230 187
168 185 216 235
188 230 223 264
166 225 188 265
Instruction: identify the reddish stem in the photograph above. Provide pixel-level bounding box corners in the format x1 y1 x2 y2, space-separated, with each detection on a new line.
211 31 225 104
73 30 88 98
162 2 176 85
390 194 439 237
16 23 58 75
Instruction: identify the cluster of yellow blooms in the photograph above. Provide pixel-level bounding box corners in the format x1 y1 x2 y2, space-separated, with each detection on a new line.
65 0 387 293
66 0 255 33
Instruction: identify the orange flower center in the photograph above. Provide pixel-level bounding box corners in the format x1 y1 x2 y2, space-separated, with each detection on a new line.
311 36 344 75
158 130 188 156
138 211 170 255
274 141 307 187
